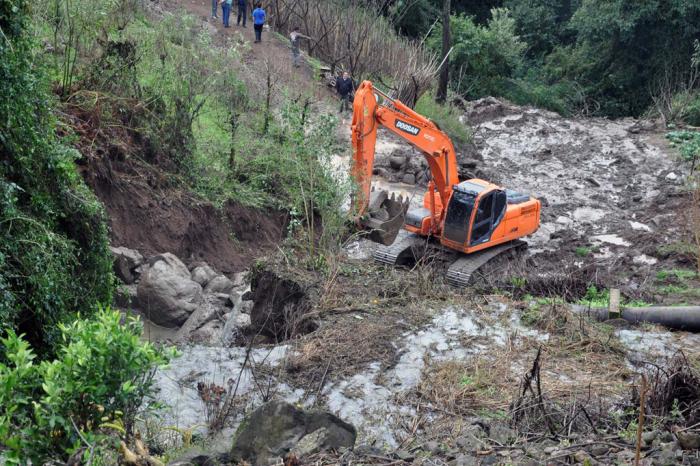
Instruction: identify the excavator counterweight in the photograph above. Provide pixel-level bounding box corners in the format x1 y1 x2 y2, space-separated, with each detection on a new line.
349 81 541 286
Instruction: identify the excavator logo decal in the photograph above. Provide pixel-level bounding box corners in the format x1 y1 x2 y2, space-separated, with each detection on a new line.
395 119 420 136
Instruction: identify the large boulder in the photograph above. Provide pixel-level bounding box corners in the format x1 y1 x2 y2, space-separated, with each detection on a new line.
220 311 251 346
137 253 203 328
110 246 144 284
231 401 356 466
204 275 235 295
191 264 218 287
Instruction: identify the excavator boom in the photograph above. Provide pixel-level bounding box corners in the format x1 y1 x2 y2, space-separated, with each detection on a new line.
351 81 460 243
349 80 541 284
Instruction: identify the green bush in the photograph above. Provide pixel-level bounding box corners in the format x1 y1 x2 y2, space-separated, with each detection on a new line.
666 130 700 162
414 93 472 147
427 9 526 99
0 309 173 463
1 0 113 353
681 92 700 126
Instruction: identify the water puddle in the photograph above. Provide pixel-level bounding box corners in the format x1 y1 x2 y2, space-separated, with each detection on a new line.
591 234 631 247
320 304 548 447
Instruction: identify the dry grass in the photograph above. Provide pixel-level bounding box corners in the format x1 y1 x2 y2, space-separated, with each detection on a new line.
271 0 438 106
414 304 632 440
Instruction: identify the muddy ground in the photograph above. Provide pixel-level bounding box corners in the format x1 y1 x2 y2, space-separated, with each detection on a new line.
358 97 699 304
68 0 700 462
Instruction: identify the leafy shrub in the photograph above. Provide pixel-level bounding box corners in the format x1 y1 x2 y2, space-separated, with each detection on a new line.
666 130 700 162
1 0 113 353
415 93 472 147
0 309 173 463
428 9 526 99
494 75 582 116
682 92 700 126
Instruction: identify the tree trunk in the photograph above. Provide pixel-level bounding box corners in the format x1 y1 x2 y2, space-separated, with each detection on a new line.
436 0 450 104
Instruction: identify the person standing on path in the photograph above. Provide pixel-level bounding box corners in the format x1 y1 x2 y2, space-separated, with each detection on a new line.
221 0 232 27
252 4 266 43
289 27 311 68
236 0 247 27
335 71 355 113
211 0 218 19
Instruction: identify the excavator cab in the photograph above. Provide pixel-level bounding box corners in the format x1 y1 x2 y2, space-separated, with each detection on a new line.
349 80 540 285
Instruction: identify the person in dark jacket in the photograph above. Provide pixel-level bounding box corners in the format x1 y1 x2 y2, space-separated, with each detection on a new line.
335 71 355 113
236 0 247 27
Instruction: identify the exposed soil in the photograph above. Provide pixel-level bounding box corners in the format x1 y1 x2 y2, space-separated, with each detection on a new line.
82 154 287 274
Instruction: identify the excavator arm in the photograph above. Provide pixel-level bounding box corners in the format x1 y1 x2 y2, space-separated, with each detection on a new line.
350 80 460 242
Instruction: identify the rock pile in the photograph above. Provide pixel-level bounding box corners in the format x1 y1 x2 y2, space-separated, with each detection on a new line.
109 246 252 345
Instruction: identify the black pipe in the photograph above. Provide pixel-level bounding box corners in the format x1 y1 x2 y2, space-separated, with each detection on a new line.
571 305 700 332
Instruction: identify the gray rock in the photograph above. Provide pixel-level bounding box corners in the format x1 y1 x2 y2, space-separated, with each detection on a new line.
167 450 220 466
205 275 235 295
290 428 334 458
389 155 406 170
211 292 233 308
137 253 203 327
232 271 247 288
424 441 440 453
238 300 254 315
654 444 680 465
230 401 356 466
221 311 251 345
590 445 609 456
187 317 224 344
449 454 477 466
394 449 413 461
643 430 659 445
191 265 218 286
677 431 700 450
543 446 558 455
489 424 516 444
402 173 416 185
176 300 221 342
455 435 483 451
110 246 144 284
229 287 252 310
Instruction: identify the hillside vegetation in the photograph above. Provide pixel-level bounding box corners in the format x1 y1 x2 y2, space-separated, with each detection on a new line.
397 0 700 119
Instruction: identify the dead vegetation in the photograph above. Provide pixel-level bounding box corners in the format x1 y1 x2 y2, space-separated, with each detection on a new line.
271 0 439 106
413 304 631 441
644 353 700 428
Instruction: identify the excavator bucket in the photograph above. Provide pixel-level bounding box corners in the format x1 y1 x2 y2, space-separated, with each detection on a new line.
360 189 409 246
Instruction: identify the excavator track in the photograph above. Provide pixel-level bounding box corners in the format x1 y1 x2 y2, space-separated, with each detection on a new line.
373 230 426 266
446 240 526 288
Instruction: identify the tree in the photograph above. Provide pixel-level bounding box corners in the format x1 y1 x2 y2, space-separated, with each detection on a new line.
436 0 451 103
562 0 700 116
428 9 525 99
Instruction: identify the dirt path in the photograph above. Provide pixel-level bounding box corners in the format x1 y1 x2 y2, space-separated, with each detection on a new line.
168 0 333 104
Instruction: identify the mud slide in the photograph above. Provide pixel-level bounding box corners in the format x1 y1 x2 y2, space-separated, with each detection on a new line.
346 97 696 301
83 155 287 274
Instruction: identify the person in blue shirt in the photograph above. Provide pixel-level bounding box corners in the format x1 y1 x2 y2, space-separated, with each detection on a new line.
252 4 266 43
221 0 232 28
236 0 247 27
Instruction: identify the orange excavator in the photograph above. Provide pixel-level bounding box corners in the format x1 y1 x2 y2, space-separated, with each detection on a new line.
350 81 541 286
